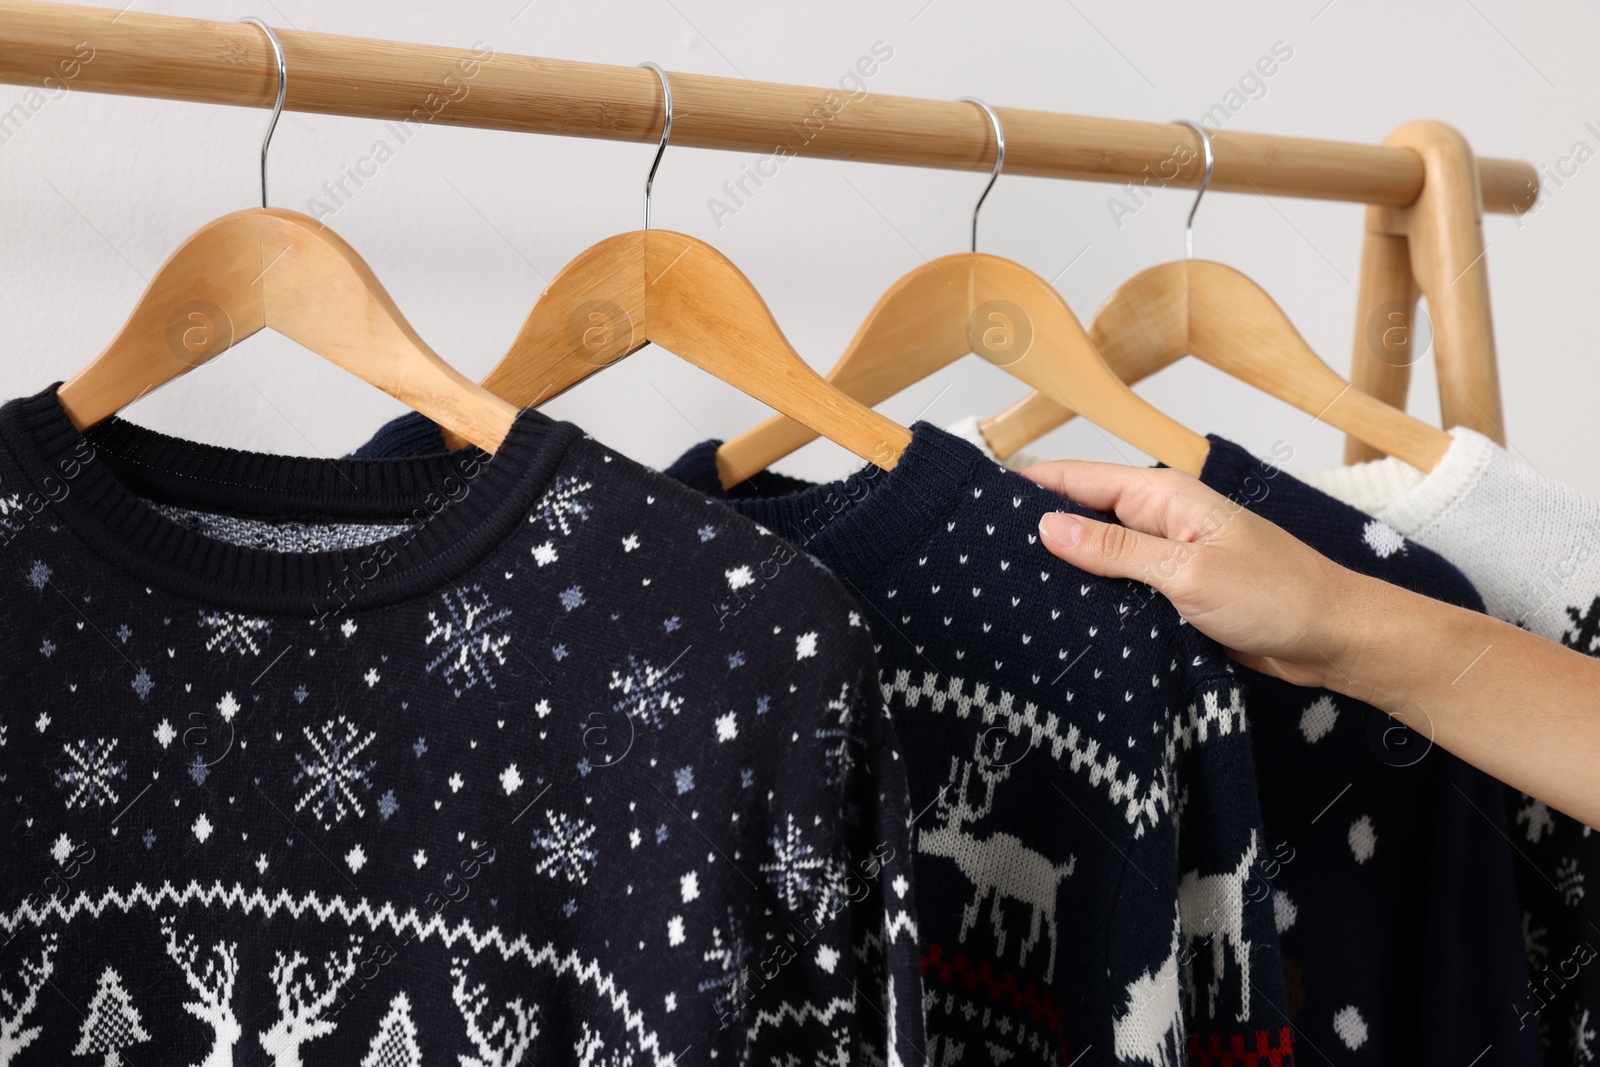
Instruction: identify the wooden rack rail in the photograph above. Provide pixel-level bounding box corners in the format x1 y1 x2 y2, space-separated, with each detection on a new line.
0 0 1536 214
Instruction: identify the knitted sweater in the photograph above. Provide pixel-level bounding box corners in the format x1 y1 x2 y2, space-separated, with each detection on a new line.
1299 428 1600 1063
1196 436 1535 1066
664 427 1293 1065
0 385 923 1065
669 431 1537 1066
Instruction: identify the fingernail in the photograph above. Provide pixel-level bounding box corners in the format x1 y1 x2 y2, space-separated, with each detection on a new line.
1040 512 1082 547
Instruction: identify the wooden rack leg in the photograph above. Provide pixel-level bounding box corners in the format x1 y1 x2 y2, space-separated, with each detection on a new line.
1345 222 1419 463
1346 120 1504 459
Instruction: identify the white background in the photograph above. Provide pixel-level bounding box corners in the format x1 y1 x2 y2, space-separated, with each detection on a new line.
2 0 1594 492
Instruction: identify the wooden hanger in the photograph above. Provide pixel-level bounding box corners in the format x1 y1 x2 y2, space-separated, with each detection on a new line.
57 18 517 452
437 62 911 485
715 98 1210 483
979 120 1452 473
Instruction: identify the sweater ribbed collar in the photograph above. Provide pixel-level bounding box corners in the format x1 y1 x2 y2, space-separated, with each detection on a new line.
1291 426 1497 533
709 422 989 581
0 385 582 616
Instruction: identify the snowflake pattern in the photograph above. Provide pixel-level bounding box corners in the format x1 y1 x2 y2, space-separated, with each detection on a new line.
1575 1007 1596 1066
54 738 127 808
815 682 862 787
530 475 594 535
760 812 841 916
1516 794 1558 844
532 809 599 885
1523 910 1549 974
0 492 27 535
423 585 512 695
197 609 271 655
292 717 379 826
26 559 52 589
1563 597 1600 656
698 906 754 1023
609 654 686 730
1556 855 1587 907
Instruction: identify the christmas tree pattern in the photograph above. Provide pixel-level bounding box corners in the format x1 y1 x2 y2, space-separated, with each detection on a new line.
360 992 424 1067
71 966 152 1067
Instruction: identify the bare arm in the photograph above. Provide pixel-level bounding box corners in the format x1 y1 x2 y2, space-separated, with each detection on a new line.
1020 459 1600 829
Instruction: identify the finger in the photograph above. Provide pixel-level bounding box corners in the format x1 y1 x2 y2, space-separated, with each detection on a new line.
1017 460 1188 539
1038 511 1188 586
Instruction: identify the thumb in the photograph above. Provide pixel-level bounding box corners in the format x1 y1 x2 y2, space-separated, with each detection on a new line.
1038 511 1183 586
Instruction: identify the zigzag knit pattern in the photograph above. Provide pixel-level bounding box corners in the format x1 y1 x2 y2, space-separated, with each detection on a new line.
659 425 1293 1064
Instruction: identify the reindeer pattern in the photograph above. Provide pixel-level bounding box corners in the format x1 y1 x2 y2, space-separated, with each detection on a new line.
916 734 1076 984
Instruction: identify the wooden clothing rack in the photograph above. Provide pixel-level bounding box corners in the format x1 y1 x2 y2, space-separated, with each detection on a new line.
0 0 1537 455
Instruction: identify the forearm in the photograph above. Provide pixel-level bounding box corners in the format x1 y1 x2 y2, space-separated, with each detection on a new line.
1330 573 1600 829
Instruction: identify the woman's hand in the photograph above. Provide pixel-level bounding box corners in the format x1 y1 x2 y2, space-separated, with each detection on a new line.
1020 460 1377 690
1019 458 1600 828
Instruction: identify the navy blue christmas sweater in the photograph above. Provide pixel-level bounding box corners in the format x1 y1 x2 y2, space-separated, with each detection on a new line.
0 385 925 1065
1190 436 1535 1066
667 430 1538 1065
665 426 1295 1065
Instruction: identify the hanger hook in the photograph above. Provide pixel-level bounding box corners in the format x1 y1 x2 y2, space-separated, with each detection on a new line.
236 17 286 210
1171 118 1214 260
637 62 673 231
956 97 1005 254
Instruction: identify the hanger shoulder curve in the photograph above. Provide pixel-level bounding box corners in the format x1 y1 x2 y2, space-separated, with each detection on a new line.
469 229 910 480
982 259 1450 473
1185 260 1451 469
717 253 979 477
478 230 650 408
965 256 1209 476
722 253 1210 479
978 261 1190 457
59 208 518 452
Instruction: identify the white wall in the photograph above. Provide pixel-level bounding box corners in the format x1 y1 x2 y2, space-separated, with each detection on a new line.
2 0 1595 493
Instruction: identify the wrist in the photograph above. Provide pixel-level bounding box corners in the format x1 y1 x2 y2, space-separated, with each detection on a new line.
1315 567 1413 706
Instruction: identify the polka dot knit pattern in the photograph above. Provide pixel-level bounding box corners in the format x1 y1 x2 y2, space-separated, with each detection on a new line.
1196 435 1536 1066
0 385 924 1065
665 425 1294 1065
1300 427 1600 1065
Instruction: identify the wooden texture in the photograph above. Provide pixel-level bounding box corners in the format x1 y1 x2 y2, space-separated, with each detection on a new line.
1344 226 1419 463
0 0 1536 212
717 253 1213 479
977 260 1453 473
58 208 519 451
1355 121 1506 445
440 229 912 483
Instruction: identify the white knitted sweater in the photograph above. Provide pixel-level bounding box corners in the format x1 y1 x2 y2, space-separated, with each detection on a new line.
1298 427 1600 648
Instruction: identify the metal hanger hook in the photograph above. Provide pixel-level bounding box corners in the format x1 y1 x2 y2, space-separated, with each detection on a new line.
1171 118 1214 260
235 17 286 210
957 97 1005 254
638 62 673 231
